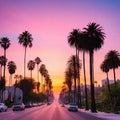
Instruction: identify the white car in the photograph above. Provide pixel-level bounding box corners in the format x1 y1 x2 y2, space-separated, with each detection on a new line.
0 103 8 112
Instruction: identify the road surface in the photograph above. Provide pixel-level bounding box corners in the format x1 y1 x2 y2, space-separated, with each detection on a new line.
0 101 107 120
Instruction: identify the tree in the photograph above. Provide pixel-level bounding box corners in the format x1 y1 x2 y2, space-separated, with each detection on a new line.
0 77 5 102
100 60 112 102
83 22 105 112
65 68 73 103
78 32 89 110
68 29 82 105
0 56 7 78
18 31 33 78
39 64 47 92
7 61 17 86
105 50 120 84
27 60 35 78
0 37 11 79
67 55 77 103
35 57 41 92
17 78 35 103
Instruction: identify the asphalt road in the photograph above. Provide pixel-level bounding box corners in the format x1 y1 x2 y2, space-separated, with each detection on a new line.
0 101 107 120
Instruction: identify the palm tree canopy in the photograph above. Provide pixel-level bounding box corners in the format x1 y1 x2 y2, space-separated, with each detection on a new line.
18 31 33 48
27 60 35 71
68 29 80 48
83 22 105 51
0 56 7 66
35 57 41 65
7 61 17 74
105 50 120 69
65 69 72 90
0 37 11 50
100 60 109 73
39 64 46 75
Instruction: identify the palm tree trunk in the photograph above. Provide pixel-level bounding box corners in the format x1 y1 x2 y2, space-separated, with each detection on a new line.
73 56 76 103
113 68 116 85
37 64 39 82
106 72 112 103
89 51 96 112
83 51 89 110
24 47 27 78
0 66 2 78
31 70 32 79
3 49 6 79
77 51 81 108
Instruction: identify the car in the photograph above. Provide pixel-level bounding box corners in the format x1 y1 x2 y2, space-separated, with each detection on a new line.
68 103 78 112
13 103 25 111
0 103 8 112
25 103 32 108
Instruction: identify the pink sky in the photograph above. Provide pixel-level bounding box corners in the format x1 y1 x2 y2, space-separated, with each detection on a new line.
0 0 120 92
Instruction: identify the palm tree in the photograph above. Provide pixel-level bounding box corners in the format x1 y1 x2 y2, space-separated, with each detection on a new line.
68 29 80 56
7 61 17 86
65 68 73 103
100 60 112 101
68 29 82 105
27 60 35 78
67 55 77 103
83 22 105 112
77 31 89 110
39 64 46 92
0 37 11 78
18 31 33 78
0 56 7 78
105 50 120 84
0 77 5 102
35 57 41 92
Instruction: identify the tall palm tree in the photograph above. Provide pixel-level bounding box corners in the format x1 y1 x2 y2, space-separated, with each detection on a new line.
35 57 41 82
67 55 77 103
0 77 5 102
105 50 120 84
39 64 46 92
0 37 11 78
7 61 17 86
18 31 33 78
100 60 112 101
65 68 73 103
83 22 105 112
68 29 82 105
0 56 7 78
27 60 35 78
78 32 89 110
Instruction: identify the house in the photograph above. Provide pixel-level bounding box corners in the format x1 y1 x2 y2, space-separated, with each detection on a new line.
0 86 23 104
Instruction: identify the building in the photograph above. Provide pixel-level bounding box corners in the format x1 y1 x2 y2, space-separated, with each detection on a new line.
0 86 23 104
102 78 114 87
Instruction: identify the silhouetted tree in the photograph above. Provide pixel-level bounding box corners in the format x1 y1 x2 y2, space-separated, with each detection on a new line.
27 60 35 78
0 37 11 79
0 56 7 78
105 50 120 84
18 31 33 78
83 22 105 112
7 61 17 86
35 57 41 92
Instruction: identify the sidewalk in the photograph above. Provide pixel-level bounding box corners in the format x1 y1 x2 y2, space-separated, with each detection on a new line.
79 109 120 120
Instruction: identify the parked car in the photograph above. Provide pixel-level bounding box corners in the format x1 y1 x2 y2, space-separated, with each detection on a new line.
0 103 8 112
68 103 78 112
25 103 32 108
13 103 25 111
